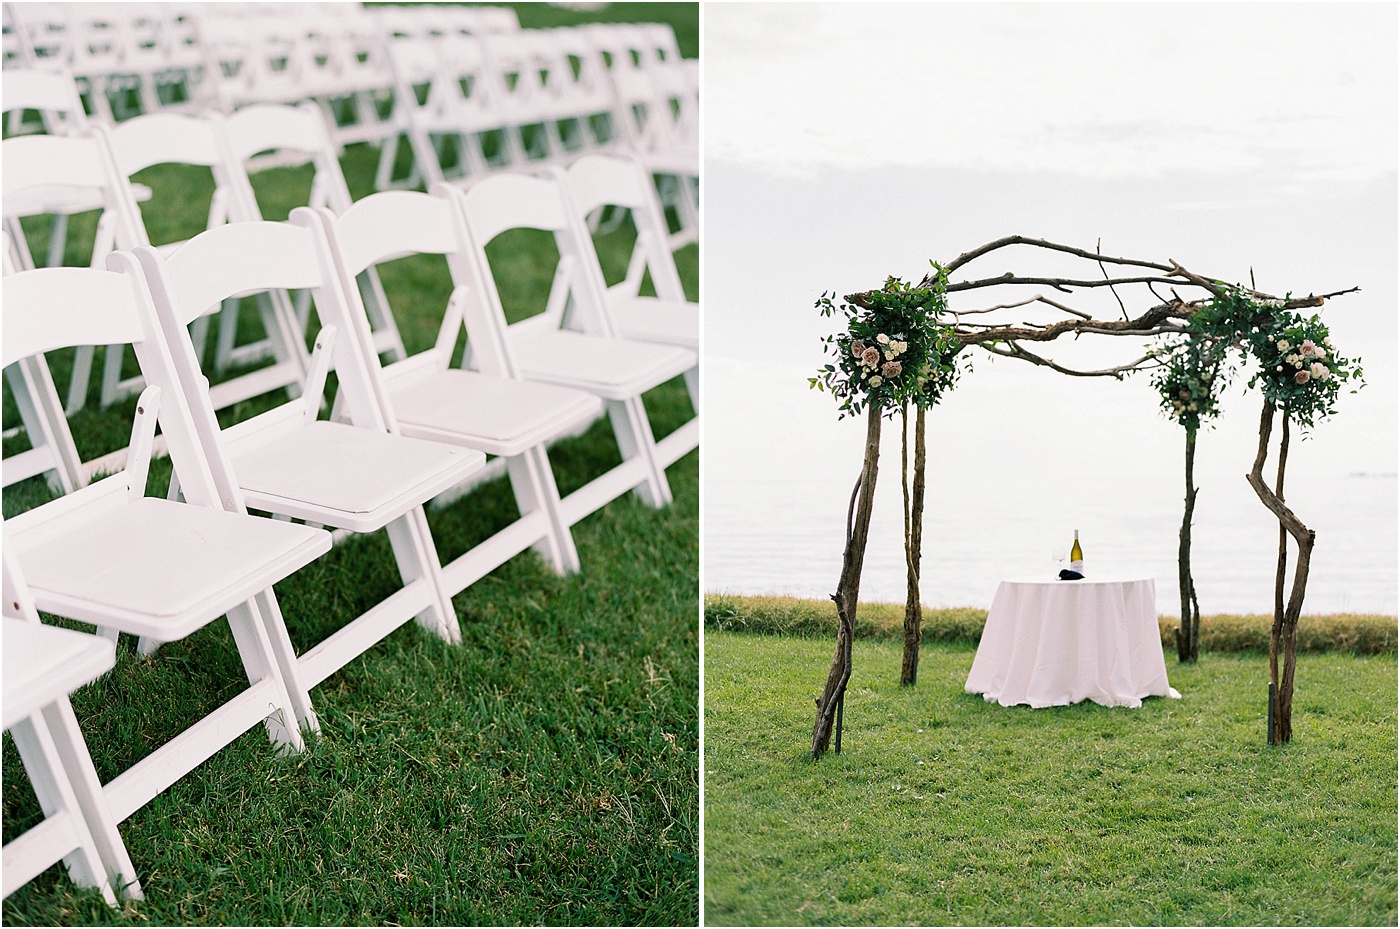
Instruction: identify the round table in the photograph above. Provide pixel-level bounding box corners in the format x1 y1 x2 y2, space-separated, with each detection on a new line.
964 575 1181 708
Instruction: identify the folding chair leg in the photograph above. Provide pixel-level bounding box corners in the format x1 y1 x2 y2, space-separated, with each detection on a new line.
683 366 698 409
65 345 95 415
607 396 671 508
223 600 308 754
251 588 320 735
6 714 118 906
44 213 68 270
506 446 580 575
39 699 143 901
5 357 84 494
385 509 459 645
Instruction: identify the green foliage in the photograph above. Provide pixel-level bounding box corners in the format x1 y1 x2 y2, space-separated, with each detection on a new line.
811 267 963 419
1190 287 1365 429
704 632 1398 927
704 594 1397 656
1149 334 1230 433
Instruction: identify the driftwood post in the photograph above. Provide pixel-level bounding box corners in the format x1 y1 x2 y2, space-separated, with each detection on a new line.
1176 423 1201 661
811 404 882 759
1247 401 1315 744
900 406 927 686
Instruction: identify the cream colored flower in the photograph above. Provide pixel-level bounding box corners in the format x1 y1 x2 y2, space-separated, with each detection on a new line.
1313 347 1327 361
1277 339 1290 351
1310 362 1328 379
1324 336 1336 349
869 375 883 387
876 333 891 345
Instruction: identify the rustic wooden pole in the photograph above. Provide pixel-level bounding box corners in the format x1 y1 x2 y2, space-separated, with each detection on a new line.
1176 425 1200 662
900 405 927 686
812 404 883 760
1247 401 1315 744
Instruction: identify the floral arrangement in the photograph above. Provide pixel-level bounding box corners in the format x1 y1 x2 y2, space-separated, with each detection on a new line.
811 268 964 418
1190 286 1363 429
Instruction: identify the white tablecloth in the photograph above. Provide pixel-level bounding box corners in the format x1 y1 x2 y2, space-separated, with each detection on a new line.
965 576 1181 708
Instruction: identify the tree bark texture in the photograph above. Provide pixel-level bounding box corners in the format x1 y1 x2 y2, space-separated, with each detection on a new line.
811 405 883 760
1246 401 1315 744
1176 427 1200 662
900 406 926 686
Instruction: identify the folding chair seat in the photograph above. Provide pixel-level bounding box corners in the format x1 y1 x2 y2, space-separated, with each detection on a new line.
3 611 134 905
3 259 332 840
306 190 606 584
555 154 699 468
449 173 698 511
133 218 485 692
220 102 406 363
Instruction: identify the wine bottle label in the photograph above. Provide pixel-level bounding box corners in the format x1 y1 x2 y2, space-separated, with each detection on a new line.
1070 559 1084 574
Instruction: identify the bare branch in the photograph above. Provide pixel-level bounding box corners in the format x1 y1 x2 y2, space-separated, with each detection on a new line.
939 235 1177 276
950 294 1094 319
1098 238 1129 321
978 341 1163 378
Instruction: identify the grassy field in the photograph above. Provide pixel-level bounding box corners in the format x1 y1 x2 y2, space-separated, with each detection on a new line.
703 632 1397 926
2 4 699 924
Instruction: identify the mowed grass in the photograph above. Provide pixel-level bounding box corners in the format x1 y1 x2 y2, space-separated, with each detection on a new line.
2 5 699 923
703 632 1398 927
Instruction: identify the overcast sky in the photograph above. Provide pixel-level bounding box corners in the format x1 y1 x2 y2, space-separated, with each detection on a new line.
707 2 1396 185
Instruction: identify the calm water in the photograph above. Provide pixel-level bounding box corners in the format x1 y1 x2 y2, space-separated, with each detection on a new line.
706 471 1397 617
705 330 1397 618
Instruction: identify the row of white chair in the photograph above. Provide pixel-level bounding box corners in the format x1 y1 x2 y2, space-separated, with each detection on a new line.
3 70 696 482
3 3 697 179
1 152 698 905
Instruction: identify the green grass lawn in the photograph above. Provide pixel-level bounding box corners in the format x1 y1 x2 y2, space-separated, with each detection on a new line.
704 632 1398 926
2 5 699 923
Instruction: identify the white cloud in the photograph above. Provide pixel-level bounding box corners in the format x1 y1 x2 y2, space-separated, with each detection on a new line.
706 2 1398 182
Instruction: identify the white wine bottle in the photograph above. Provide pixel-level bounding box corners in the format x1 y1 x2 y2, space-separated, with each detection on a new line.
1069 530 1084 575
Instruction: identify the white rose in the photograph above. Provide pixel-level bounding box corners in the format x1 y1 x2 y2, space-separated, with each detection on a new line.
876 333 890 344
1314 347 1326 360
1310 362 1328 379
1276 365 1284 372
1277 340 1290 351
869 375 883 387
1324 336 1336 349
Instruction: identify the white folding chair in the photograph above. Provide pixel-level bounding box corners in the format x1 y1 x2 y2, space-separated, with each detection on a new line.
556 153 699 467
448 172 697 512
306 190 605 585
1 129 152 484
3 553 140 905
220 101 407 362
93 111 310 413
377 34 513 190
133 218 485 693
3 259 333 835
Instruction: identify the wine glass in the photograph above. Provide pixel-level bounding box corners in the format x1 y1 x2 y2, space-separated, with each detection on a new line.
1051 547 1066 575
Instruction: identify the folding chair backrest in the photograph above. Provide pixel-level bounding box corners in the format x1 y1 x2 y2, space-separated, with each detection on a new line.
134 218 392 447
320 188 517 380
558 154 688 303
221 102 407 364
2 259 229 512
454 173 614 339
2 66 90 136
